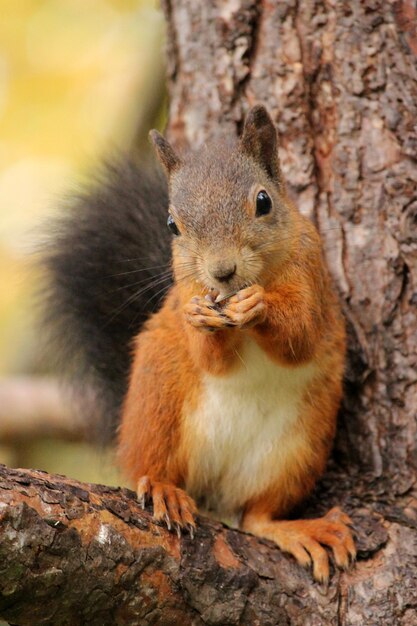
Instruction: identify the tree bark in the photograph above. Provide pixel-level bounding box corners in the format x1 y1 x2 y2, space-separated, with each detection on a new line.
159 0 417 622
0 464 400 626
163 0 417 485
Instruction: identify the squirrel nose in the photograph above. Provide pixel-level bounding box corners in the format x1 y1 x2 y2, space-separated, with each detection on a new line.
212 264 236 283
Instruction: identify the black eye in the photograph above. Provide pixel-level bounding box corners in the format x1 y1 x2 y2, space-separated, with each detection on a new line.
256 190 272 217
167 214 180 236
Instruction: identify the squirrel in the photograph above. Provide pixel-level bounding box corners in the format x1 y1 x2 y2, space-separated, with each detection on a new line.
45 105 355 582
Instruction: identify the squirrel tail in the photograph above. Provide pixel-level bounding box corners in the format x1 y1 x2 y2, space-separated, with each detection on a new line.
43 156 172 442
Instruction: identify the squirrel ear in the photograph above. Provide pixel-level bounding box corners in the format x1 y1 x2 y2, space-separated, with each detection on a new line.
149 130 181 175
240 105 282 185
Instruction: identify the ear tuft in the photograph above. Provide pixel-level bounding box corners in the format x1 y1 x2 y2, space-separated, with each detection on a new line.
244 104 274 131
240 105 282 185
149 130 181 176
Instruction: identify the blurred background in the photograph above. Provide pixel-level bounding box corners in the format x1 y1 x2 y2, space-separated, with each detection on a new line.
0 0 166 485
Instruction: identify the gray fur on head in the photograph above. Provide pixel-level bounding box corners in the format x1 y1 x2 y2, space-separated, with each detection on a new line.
151 106 292 298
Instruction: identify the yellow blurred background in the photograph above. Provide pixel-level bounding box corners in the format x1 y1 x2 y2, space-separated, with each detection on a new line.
0 0 165 485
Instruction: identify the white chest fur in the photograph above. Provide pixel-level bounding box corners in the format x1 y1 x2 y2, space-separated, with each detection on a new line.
183 338 317 520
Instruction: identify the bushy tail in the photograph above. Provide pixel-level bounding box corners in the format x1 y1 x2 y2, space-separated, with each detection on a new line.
43 156 172 442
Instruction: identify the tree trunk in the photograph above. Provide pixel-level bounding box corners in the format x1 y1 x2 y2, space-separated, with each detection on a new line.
164 0 417 484
161 0 417 621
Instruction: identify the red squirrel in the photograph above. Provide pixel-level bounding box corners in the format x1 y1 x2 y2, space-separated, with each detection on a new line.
46 105 355 582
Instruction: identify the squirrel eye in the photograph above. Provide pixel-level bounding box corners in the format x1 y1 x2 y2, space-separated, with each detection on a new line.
255 190 272 217
167 214 180 236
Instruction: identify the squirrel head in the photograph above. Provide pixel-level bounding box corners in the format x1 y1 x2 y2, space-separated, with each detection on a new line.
150 105 298 297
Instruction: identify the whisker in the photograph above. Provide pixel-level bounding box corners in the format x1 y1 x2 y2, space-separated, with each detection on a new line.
115 255 171 264
106 264 170 278
103 275 174 327
128 283 172 329
125 274 173 297
113 267 202 329
146 284 174 313
234 348 247 369
108 270 173 294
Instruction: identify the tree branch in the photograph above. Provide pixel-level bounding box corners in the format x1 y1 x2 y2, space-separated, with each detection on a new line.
1 464 415 625
0 378 87 444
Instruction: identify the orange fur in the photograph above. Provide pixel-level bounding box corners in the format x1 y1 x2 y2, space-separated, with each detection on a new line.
117 210 349 580
117 106 354 582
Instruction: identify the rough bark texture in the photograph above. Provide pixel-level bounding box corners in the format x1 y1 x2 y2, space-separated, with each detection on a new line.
160 0 417 622
0 465 395 626
164 0 417 485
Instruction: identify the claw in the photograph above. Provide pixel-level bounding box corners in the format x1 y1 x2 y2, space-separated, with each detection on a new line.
187 523 195 539
215 290 238 304
242 508 356 583
136 477 197 538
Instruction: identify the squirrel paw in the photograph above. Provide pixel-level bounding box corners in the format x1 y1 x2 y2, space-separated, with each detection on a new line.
244 506 356 583
223 285 267 329
184 295 233 332
136 476 197 538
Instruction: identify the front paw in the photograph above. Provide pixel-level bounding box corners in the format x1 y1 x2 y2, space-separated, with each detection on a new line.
274 507 356 583
137 476 197 538
184 295 232 333
223 285 267 329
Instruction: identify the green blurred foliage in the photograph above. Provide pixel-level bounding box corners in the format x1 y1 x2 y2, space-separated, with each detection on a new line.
0 0 165 484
